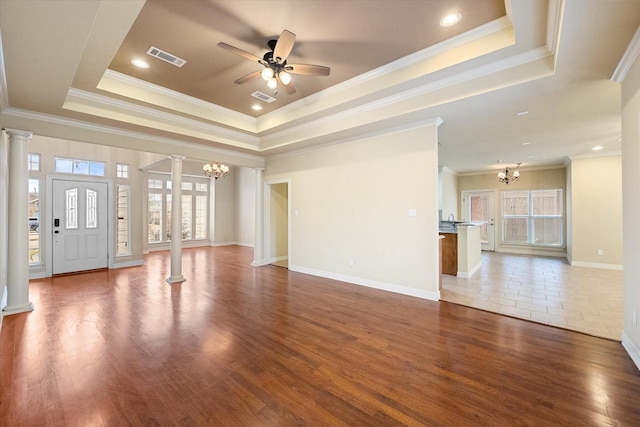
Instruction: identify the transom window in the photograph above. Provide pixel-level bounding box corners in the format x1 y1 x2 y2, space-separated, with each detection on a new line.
55 157 105 177
502 189 563 247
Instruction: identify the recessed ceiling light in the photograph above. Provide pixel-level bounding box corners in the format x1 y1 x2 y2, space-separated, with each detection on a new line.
131 58 150 69
592 146 603 151
440 12 462 27
521 142 531 146
516 111 529 116
251 104 262 111
528 155 535 159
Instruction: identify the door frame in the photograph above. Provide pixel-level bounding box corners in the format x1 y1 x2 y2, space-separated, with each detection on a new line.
263 178 291 267
45 174 114 277
461 189 497 251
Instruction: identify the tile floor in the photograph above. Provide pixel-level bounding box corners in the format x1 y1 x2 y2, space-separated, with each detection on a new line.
440 252 624 340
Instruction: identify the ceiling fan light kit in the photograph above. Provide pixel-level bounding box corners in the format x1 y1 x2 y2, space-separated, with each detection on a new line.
218 29 330 95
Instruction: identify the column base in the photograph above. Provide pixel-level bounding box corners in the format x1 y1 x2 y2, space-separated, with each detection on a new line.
3 301 34 316
166 275 186 284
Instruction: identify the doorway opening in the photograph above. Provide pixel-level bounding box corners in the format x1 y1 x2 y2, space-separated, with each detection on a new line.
461 190 496 251
47 176 113 276
265 180 289 268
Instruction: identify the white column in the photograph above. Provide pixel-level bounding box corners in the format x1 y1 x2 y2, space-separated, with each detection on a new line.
166 155 186 283
3 129 34 315
251 168 265 266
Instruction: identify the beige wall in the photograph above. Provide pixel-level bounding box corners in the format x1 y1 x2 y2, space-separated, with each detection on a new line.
439 166 458 221
235 167 255 247
264 124 440 299
0 133 7 324
457 167 567 256
568 155 623 267
268 182 288 261
213 169 236 245
621 49 640 360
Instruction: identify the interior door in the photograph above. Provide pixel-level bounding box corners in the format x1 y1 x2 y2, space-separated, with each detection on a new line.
52 179 108 274
463 191 496 251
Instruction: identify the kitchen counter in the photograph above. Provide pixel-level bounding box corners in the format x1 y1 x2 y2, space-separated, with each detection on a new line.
439 221 483 278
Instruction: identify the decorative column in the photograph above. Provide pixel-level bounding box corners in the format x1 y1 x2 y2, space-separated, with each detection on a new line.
251 168 265 266
3 129 34 315
166 155 186 283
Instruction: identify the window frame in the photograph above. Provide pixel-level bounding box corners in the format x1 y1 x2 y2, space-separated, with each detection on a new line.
147 173 209 245
501 189 564 248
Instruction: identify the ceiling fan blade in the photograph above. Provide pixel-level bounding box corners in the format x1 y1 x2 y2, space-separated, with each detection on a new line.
218 42 263 64
234 70 261 84
280 79 296 95
273 30 295 63
287 63 330 76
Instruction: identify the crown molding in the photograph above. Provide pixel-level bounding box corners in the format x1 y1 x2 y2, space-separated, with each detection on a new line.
546 0 565 59
265 116 442 162
1 107 265 165
567 150 622 161
0 29 8 112
64 88 260 150
99 69 257 132
612 23 640 83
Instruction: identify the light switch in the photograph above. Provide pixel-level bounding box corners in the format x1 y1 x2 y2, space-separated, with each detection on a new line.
408 209 417 217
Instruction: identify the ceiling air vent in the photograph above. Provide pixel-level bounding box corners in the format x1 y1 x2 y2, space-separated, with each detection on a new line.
146 46 186 67
251 91 276 103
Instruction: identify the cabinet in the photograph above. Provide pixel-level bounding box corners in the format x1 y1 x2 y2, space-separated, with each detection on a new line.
439 232 458 276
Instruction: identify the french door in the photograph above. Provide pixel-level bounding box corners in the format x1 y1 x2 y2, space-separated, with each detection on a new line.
462 191 496 251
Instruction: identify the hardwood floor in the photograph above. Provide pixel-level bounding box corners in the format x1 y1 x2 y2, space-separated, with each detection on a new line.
1 246 639 426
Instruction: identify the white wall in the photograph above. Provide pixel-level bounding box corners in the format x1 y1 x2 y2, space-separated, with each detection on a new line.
621 46 640 366
568 155 623 268
264 123 440 300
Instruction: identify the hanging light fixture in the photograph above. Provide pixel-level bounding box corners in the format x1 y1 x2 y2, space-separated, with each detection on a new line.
202 162 230 180
497 163 521 185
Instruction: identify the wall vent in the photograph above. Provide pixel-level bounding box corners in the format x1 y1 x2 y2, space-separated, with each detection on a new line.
146 46 187 67
251 91 276 103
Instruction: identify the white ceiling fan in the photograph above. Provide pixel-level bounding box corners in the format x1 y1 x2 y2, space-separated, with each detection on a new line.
218 30 330 94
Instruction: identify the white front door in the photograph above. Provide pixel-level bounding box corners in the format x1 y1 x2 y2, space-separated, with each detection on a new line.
462 191 496 251
52 179 108 274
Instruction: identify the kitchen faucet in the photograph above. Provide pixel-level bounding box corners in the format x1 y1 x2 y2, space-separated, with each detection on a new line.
448 213 455 221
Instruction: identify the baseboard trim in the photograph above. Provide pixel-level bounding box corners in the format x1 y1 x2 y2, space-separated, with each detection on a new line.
289 264 440 301
0 286 6 334
622 332 640 372
113 259 144 269
457 261 482 278
570 260 624 271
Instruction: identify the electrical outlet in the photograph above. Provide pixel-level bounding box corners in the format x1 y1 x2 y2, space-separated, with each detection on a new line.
597 249 603 256
349 259 354 267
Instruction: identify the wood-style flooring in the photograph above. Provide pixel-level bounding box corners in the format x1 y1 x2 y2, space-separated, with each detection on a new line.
1 246 639 426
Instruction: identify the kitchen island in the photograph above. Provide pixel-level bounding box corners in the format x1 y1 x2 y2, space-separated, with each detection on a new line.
439 221 483 278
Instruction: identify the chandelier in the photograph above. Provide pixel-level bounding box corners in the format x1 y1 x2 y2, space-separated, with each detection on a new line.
202 162 229 180
497 163 521 185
